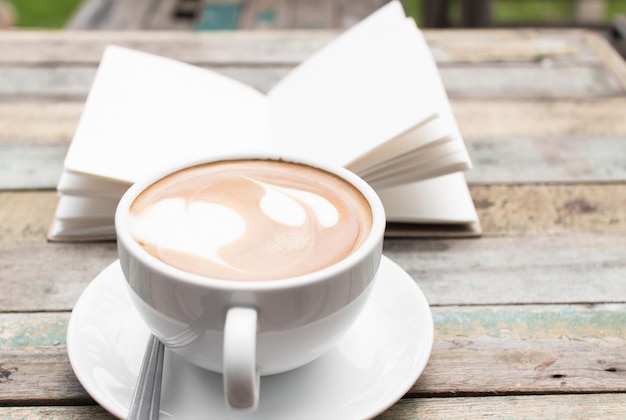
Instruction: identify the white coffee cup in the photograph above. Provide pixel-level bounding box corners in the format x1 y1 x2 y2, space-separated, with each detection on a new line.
115 154 385 411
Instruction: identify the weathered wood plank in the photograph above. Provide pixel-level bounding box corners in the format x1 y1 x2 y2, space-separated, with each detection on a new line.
451 98 626 138
413 304 626 396
465 136 626 183
0 30 335 65
0 394 624 419
1 234 623 311
0 192 58 244
2 99 626 144
377 394 626 419
0 30 607 66
0 103 82 143
2 183 625 244
472 183 626 236
0 243 117 312
440 64 624 98
425 29 598 63
0 305 623 403
384 234 626 305
0 66 290 99
0 143 65 189
1 63 622 100
0 406 114 419
0 313 90 405
0 350 91 405
0 313 68 348
3 134 625 189
583 28 626 91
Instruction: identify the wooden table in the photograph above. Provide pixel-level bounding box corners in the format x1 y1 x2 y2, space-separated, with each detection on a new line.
1 28 626 418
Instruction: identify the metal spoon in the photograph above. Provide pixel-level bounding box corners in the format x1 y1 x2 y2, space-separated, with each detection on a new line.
128 334 165 420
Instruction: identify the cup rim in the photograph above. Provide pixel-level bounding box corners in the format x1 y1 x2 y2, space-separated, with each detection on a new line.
115 153 386 291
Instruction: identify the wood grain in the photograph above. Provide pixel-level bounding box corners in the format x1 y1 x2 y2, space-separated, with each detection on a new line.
466 136 626 183
472 183 626 236
0 394 624 419
452 98 626 138
0 103 82 143
4 133 625 189
0 243 117 312
0 350 89 405
1 234 623 311
0 192 58 244
0 30 335 65
0 28 624 417
0 305 623 402
0 143 65 189
2 99 626 144
0 406 114 420
384 234 626 305
0 30 609 66
414 304 626 396
1 183 625 243
440 64 624 99
377 394 626 419
2 63 622 101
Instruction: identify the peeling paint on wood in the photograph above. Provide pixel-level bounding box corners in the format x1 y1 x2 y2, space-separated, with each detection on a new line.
0 314 68 348
432 304 626 339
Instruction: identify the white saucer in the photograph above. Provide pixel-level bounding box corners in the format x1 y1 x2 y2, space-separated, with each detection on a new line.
67 256 433 419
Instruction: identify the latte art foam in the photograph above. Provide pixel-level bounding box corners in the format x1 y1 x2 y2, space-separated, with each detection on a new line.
129 160 373 281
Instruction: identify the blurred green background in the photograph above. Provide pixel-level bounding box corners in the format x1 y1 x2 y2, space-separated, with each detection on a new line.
4 0 626 29
5 0 82 28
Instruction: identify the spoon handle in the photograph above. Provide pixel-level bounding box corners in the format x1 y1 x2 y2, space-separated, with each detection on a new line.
128 334 165 419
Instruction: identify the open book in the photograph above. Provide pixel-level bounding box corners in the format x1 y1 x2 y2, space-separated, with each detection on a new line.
48 0 480 241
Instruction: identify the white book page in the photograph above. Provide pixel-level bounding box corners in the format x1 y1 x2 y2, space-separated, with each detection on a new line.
371 154 471 189
350 19 471 177
48 220 116 241
64 46 268 183
347 116 444 173
408 24 471 170
377 173 478 223
57 170 131 198
362 140 465 182
266 8 441 168
54 195 118 220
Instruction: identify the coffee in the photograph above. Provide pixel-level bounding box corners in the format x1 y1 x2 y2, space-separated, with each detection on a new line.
129 159 373 281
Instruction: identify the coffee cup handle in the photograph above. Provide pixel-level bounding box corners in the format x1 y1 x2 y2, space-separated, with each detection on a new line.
223 307 260 411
